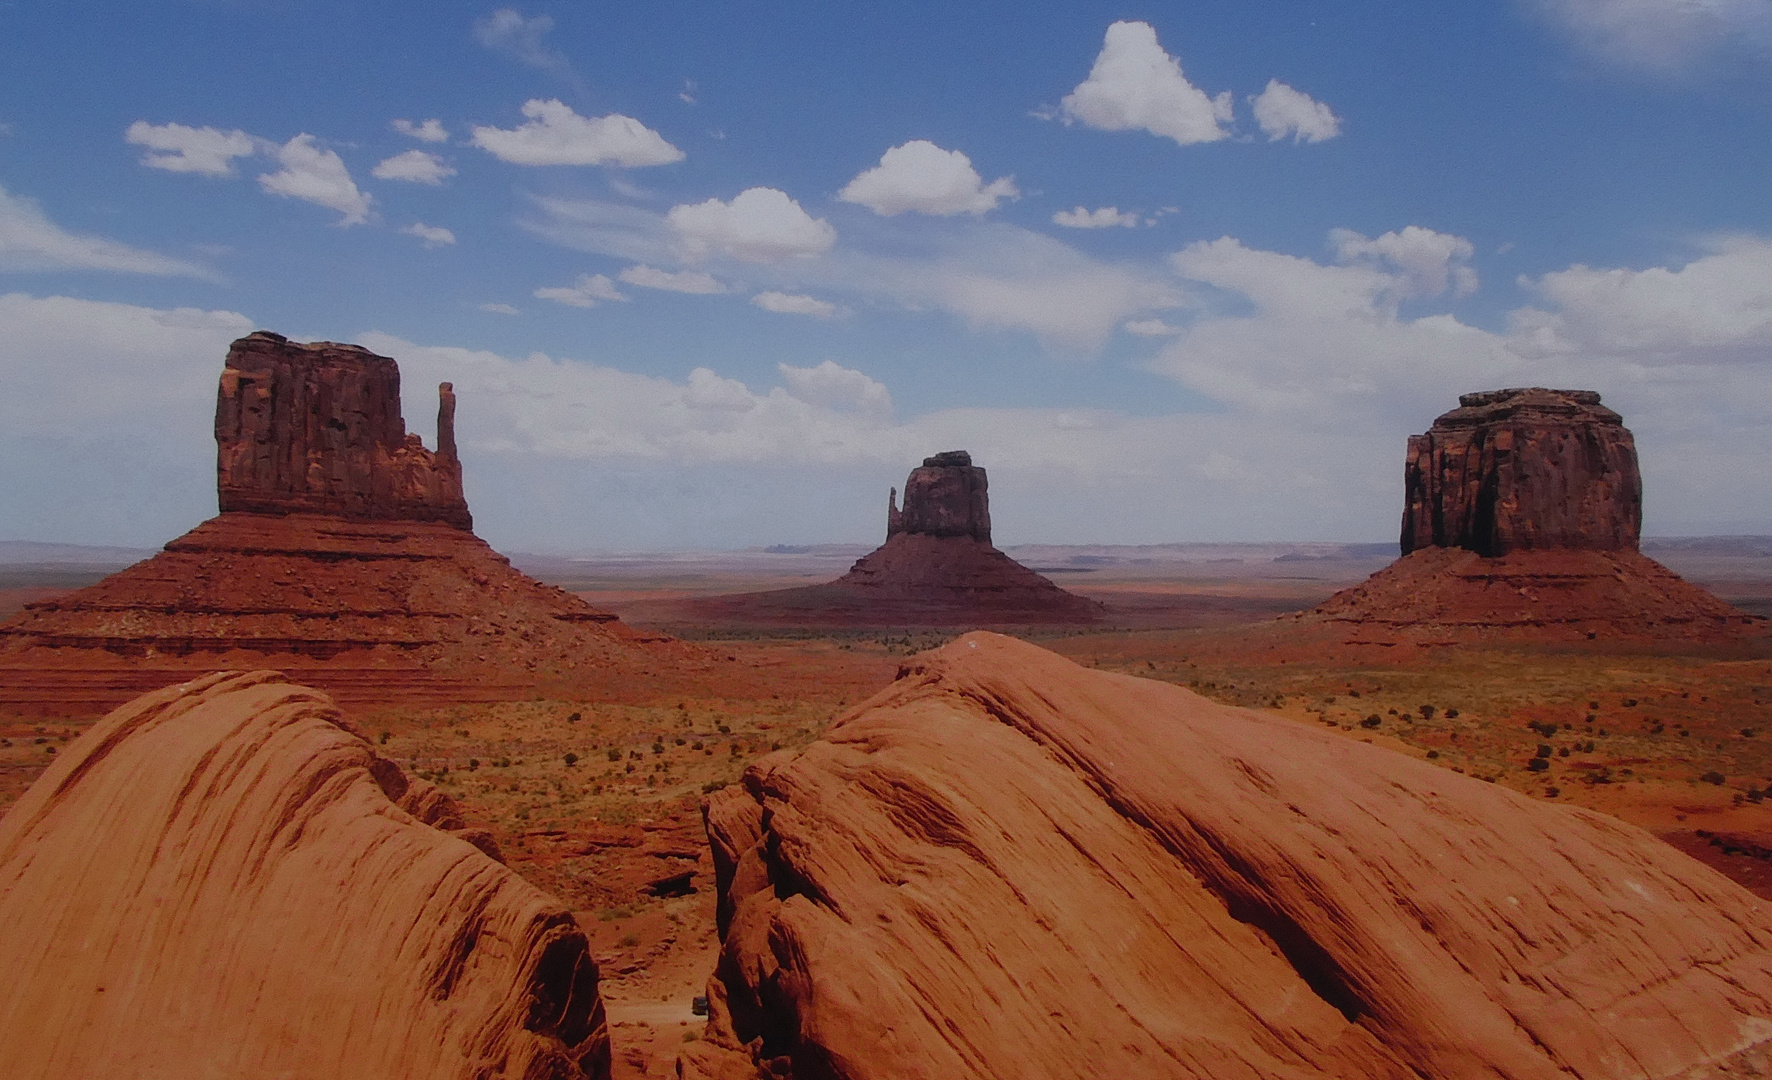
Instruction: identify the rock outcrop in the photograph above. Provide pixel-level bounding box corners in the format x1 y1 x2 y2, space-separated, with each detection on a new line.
0 333 683 710
886 451 991 543
1401 388 1640 556
218 331 472 529
1300 389 1757 640
681 633 1772 1080
663 452 1099 627
0 671 609 1079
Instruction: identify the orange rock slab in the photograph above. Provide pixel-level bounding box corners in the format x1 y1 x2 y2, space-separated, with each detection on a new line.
686 632 1772 1080
0 671 609 1079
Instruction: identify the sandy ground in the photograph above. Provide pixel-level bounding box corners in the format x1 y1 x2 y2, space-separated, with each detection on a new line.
4 542 1772 1074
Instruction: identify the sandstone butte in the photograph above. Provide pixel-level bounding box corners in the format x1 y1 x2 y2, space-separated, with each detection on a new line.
0 670 610 1080
675 451 1102 627
1299 388 1760 640
0 332 689 711
680 632 1772 1080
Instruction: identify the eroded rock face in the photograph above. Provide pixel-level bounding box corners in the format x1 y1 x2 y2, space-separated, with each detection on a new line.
217 331 472 529
0 333 681 710
887 450 991 543
1401 388 1640 557
0 672 609 1079
682 633 1772 1080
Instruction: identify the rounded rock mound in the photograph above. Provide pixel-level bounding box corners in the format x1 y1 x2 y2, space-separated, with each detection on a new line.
0 671 609 1080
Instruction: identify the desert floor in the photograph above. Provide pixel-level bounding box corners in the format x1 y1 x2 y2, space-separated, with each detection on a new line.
3 542 1770 1078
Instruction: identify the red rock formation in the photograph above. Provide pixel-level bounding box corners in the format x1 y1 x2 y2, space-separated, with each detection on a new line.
1401 388 1640 557
0 333 686 711
887 450 991 542
0 671 609 1079
662 452 1100 627
681 633 1772 1080
1299 389 1758 641
217 331 472 528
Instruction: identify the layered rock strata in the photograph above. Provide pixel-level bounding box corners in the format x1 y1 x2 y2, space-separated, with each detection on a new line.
1401 388 1640 556
0 333 677 709
218 331 472 529
1302 389 1756 640
0 671 609 1079
682 633 1772 1080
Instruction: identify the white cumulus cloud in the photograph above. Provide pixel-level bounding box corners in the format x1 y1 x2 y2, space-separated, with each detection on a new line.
752 291 839 318
1053 206 1140 229
1509 236 1772 360
257 134 372 226
667 187 835 263
391 118 449 143
1330 225 1477 300
837 140 1018 217
470 99 683 167
125 121 257 176
0 183 209 277
1249 80 1342 143
479 301 522 315
373 149 456 184
534 273 626 307
401 222 456 248
1058 21 1233 146
778 360 892 419
618 264 728 294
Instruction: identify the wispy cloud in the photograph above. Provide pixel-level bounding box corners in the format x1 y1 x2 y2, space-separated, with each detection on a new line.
0 183 211 277
125 121 257 176
534 272 626 307
470 99 683 167
257 134 372 226
373 149 456 185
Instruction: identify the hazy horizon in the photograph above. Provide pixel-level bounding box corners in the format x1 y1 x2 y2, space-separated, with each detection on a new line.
3 2 1769 550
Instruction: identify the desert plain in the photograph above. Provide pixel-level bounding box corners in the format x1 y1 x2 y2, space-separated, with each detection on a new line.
4 534 1770 1078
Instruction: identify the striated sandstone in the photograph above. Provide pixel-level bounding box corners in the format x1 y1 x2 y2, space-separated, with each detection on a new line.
218 331 472 528
682 632 1772 1080
0 671 609 1079
1401 388 1640 556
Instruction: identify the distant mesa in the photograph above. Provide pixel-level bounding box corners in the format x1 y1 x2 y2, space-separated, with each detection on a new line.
659 451 1102 627
682 633 1772 1079
0 672 610 1079
0 331 683 712
1302 388 1758 640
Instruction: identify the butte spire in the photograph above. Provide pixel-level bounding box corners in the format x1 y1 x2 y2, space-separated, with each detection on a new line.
0 332 683 711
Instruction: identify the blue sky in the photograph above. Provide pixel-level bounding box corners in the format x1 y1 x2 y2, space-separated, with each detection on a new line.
2 0 1770 551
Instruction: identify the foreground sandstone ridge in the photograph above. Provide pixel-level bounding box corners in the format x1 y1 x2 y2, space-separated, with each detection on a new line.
684 632 1772 1080
0 671 609 1079
218 331 472 528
